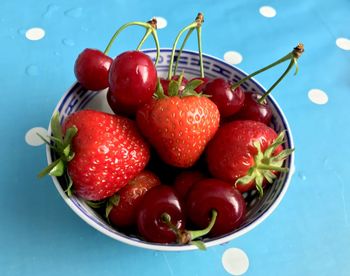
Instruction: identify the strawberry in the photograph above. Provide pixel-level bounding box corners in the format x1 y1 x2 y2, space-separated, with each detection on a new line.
39 110 150 201
107 170 161 228
206 120 293 196
136 77 220 168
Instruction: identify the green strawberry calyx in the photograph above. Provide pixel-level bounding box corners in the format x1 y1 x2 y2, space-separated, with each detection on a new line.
37 111 77 196
235 131 294 197
155 73 208 99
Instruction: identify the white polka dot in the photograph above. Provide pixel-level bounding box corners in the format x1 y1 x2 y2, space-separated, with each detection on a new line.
25 27 45 41
222 248 249 275
224 51 243 65
259 6 277 18
25 127 48 146
308 89 328 105
336 37 350 51
153 16 167 29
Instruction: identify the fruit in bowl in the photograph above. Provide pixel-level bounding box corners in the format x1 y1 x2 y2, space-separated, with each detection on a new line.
38 14 302 251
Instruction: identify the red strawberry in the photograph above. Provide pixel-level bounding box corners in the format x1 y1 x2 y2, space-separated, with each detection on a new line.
107 170 161 228
60 110 150 200
136 90 220 168
206 120 293 196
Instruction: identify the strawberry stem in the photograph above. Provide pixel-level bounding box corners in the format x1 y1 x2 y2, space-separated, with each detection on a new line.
235 131 294 196
37 111 77 197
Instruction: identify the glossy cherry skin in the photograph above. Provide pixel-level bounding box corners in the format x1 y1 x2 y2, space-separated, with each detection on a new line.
108 51 157 109
235 92 273 125
160 75 188 95
107 89 140 117
203 78 245 118
108 171 160 229
191 77 209 93
186 179 246 237
136 185 185 243
74 48 113 91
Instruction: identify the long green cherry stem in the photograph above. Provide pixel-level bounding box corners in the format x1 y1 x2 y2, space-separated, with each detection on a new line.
103 19 160 65
173 13 205 78
196 22 204 78
258 59 295 103
168 13 204 80
231 43 304 103
173 28 195 75
150 26 161 66
136 27 153 50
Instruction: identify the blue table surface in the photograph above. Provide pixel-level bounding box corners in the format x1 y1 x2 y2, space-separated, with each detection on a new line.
1 0 350 275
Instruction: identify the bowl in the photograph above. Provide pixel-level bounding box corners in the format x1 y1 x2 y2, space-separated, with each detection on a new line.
47 48 295 251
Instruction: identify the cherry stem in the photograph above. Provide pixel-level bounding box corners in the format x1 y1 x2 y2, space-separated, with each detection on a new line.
136 28 153 51
161 212 180 235
231 43 304 101
188 209 217 241
168 13 204 80
168 22 197 80
103 20 160 65
231 53 292 90
258 59 295 103
196 19 204 78
173 28 195 76
195 13 205 78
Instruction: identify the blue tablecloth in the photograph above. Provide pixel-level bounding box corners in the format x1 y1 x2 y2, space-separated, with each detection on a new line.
1 0 350 275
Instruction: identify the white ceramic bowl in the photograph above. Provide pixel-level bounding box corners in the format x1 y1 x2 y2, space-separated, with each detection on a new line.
47 49 294 251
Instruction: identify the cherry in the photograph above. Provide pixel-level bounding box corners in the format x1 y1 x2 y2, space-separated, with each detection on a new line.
203 78 245 118
160 75 188 96
107 89 140 117
108 50 158 110
186 179 246 237
234 92 273 125
173 171 205 201
136 185 185 243
74 48 113 91
108 171 160 228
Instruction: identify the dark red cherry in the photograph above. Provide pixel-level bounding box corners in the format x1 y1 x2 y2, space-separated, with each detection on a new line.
235 92 273 125
186 179 246 237
74 48 113 91
203 78 245 118
191 77 209 93
107 89 140 117
173 171 204 202
108 51 157 110
136 185 185 243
